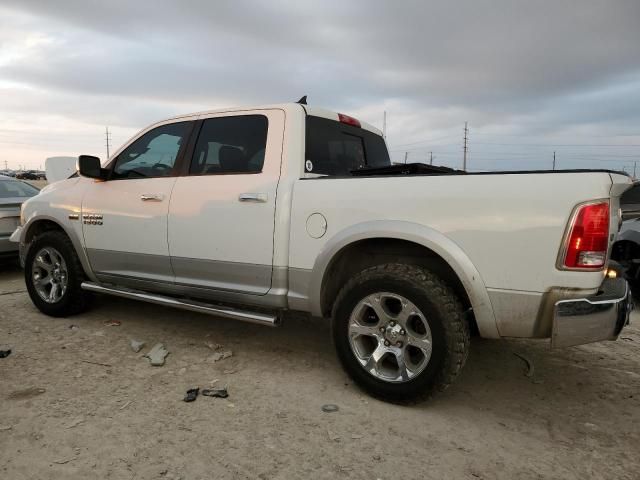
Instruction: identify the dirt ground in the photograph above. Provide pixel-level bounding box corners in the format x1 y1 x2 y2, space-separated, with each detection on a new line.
0 264 638 480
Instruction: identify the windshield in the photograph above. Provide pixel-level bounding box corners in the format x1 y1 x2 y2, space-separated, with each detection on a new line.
0 179 39 198
305 116 390 176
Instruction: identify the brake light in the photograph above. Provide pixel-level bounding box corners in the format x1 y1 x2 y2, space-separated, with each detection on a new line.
562 201 610 269
338 113 361 128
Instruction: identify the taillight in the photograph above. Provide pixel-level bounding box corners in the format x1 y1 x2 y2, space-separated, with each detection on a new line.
338 113 361 128
562 201 610 269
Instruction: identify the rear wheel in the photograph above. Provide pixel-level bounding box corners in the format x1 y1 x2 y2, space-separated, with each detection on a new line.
332 263 470 403
25 230 91 317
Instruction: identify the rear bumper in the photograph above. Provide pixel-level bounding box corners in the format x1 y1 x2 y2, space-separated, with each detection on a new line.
552 277 633 347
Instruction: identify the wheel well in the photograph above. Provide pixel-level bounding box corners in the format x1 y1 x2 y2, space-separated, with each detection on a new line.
319 238 477 333
611 239 640 263
24 219 65 244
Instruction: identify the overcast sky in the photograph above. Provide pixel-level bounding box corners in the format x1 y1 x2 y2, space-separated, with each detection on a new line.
1 0 639 172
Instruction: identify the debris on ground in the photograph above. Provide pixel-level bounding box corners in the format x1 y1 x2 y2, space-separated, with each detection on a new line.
327 429 340 442
207 350 233 363
7 387 45 400
52 458 74 465
513 352 535 378
81 359 111 368
68 325 79 331
204 341 222 350
119 401 132 410
322 404 339 413
0 425 13 431
130 339 145 353
183 388 199 402
621 337 634 342
0 347 11 358
223 368 237 375
65 416 85 429
104 320 121 327
145 343 169 366
202 387 229 398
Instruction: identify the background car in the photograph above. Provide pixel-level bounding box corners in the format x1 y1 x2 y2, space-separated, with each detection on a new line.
0 174 40 261
16 170 40 180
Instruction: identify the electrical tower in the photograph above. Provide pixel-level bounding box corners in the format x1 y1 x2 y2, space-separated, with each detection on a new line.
404 151 408 164
463 122 468 171
105 127 112 159
429 152 433 165
553 151 556 170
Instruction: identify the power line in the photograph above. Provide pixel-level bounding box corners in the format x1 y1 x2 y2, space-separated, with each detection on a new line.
463 122 469 171
105 126 112 159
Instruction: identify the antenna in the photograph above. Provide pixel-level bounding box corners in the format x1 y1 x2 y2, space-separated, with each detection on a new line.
296 95 308 105
383 111 387 139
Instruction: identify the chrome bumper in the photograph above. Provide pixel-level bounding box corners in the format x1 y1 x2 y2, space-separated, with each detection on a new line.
552 277 633 347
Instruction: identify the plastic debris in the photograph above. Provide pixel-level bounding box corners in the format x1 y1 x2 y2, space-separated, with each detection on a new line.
204 341 222 350
202 387 229 398
322 404 339 413
183 388 199 402
207 350 233 363
145 343 169 366
104 320 121 327
513 352 535 378
68 325 79 331
130 339 145 353
0 347 11 359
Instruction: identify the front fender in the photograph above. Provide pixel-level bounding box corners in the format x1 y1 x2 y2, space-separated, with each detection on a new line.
308 220 500 339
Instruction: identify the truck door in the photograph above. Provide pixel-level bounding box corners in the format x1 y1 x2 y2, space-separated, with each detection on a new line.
82 120 195 285
168 109 284 295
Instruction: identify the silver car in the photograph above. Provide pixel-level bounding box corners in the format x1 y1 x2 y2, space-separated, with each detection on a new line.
0 174 39 260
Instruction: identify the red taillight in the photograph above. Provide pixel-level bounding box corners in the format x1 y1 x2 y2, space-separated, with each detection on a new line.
338 113 361 128
563 201 610 269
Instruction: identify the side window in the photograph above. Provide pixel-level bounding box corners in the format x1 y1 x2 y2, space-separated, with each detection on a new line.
189 115 268 175
112 122 191 180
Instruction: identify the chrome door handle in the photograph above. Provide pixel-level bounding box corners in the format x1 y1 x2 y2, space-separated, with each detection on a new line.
140 193 164 202
239 193 268 203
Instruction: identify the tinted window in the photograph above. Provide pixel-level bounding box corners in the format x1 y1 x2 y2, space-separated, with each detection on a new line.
305 116 390 176
190 115 268 175
0 179 39 198
112 122 191 179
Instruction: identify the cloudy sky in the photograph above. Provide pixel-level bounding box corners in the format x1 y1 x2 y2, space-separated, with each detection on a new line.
1 0 639 172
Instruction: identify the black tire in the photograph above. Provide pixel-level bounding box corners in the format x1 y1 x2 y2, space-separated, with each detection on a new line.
24 230 92 317
331 263 470 403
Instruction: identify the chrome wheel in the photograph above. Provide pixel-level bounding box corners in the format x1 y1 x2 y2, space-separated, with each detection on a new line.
348 292 432 383
31 247 68 304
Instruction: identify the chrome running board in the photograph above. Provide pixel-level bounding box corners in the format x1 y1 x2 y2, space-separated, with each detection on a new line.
81 281 280 327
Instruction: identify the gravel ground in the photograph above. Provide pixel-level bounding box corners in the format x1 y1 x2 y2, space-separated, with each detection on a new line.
0 263 639 479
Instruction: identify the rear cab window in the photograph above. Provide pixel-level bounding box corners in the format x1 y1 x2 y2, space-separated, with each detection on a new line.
305 115 390 176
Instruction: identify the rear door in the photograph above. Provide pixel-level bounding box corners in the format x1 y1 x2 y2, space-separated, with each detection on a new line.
168 109 285 294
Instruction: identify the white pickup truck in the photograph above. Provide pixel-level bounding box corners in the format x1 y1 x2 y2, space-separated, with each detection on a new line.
11 102 633 402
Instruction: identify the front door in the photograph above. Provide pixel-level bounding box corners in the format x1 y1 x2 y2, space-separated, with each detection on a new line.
168 110 284 295
82 120 194 285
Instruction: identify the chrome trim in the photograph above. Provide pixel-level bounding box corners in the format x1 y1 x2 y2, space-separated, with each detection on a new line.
140 193 164 202
68 213 80 220
239 193 268 203
82 213 103 225
81 281 280 327
552 277 632 347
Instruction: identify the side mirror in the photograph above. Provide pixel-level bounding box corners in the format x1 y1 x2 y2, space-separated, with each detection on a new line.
77 155 106 180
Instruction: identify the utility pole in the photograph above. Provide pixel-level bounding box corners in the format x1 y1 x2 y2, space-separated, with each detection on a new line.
105 127 112 159
634 161 637 179
553 151 556 170
3 160 7 170
382 111 387 139
404 151 408 164
463 122 468 171
429 152 433 165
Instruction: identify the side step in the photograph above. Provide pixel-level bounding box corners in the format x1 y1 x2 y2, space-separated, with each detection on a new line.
81 282 280 327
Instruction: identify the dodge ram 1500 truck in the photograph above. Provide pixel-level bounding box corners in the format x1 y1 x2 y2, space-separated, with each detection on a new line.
11 103 633 402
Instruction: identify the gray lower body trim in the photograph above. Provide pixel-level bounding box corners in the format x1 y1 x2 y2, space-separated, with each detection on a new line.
287 267 312 311
87 248 174 284
172 256 272 295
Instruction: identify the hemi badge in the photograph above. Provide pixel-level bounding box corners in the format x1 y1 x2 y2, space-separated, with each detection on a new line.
68 213 80 220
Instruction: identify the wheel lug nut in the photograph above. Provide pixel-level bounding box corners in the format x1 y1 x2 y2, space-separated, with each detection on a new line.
389 321 395 327
384 340 390 347
379 327 385 333
400 329 406 335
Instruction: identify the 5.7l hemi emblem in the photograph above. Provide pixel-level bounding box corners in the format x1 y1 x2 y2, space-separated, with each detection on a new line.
82 213 103 225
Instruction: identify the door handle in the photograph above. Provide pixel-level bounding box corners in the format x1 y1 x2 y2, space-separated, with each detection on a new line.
239 193 268 203
140 193 164 202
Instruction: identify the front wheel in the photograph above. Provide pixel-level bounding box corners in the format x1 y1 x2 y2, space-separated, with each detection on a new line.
332 263 470 403
25 230 92 317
